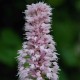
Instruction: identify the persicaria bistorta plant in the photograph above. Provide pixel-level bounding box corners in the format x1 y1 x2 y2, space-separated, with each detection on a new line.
17 2 59 80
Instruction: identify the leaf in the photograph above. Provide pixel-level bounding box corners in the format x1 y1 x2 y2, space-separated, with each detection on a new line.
24 63 30 68
46 0 65 7
61 47 78 66
75 0 80 11
52 11 78 67
59 70 68 80
0 28 21 66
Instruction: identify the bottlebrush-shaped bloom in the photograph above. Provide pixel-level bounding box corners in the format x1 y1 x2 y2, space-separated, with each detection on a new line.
17 2 59 80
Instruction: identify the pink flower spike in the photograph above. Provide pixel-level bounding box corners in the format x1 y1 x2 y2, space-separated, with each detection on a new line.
17 2 59 80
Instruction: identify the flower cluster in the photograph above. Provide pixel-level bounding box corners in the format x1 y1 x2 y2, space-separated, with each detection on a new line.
17 2 59 80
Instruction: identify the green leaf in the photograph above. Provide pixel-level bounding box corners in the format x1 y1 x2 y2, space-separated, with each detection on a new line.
61 47 77 66
59 70 68 80
24 63 30 68
75 0 80 11
0 28 21 66
46 0 65 7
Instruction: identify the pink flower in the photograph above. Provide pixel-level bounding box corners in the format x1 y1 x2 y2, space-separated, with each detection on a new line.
17 2 59 80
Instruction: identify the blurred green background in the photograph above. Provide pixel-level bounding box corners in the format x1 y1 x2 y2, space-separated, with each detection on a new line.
0 0 80 80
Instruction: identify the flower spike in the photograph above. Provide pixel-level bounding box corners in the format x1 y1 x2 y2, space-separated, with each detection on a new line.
17 2 59 80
